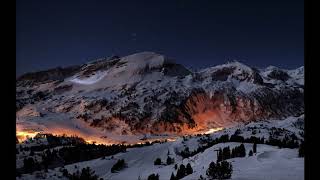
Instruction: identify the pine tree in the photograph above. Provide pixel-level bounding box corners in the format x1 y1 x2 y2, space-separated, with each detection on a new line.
253 142 257 153
186 163 193 175
176 164 186 179
249 150 253 156
222 146 231 160
239 144 246 157
111 159 127 173
167 156 174 165
154 158 162 165
298 141 304 157
219 161 233 179
206 161 217 179
217 148 223 162
174 164 178 170
147 173 159 180
170 172 176 180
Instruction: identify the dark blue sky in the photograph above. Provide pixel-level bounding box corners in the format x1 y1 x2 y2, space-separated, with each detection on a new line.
16 0 304 76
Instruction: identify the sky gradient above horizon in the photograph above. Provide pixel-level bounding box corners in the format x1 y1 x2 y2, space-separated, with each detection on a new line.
16 0 304 76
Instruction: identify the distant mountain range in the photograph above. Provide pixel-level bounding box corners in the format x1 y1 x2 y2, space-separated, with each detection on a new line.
16 52 304 143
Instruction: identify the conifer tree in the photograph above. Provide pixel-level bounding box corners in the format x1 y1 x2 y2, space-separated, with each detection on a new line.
176 164 186 179
170 172 176 180
217 148 223 162
147 173 159 180
186 163 193 175
298 141 304 157
239 144 246 157
253 142 257 153
249 150 253 156
154 158 162 165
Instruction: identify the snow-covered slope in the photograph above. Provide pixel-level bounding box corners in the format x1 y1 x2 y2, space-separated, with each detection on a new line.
17 116 304 180
16 52 304 143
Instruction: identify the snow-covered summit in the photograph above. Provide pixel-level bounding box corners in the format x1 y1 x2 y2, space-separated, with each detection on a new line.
16 52 304 143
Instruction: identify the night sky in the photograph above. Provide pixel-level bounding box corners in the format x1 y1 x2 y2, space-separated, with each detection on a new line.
16 0 304 76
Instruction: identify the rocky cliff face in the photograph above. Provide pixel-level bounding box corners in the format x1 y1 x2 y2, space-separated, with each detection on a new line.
16 52 304 141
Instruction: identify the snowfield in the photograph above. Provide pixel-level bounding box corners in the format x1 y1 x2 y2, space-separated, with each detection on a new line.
17 116 304 180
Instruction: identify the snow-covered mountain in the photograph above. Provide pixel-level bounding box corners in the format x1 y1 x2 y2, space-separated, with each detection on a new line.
16 52 304 144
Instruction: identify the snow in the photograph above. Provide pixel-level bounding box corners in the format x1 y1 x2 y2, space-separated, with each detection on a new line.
16 52 304 180
17 116 304 180
18 142 303 180
69 71 108 85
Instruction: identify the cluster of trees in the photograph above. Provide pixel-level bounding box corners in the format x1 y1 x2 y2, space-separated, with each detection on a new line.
60 167 101 180
147 173 159 180
23 157 41 174
59 144 127 165
230 134 265 144
182 130 301 160
206 160 233 180
265 135 299 149
154 156 175 166
41 149 60 170
179 135 230 159
170 163 193 180
111 159 127 173
18 134 87 153
217 144 246 162
18 143 128 175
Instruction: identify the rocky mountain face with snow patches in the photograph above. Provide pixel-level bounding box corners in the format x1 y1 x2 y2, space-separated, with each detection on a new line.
16 52 304 143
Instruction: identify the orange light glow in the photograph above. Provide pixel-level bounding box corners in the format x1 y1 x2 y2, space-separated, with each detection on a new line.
203 127 224 134
16 130 39 143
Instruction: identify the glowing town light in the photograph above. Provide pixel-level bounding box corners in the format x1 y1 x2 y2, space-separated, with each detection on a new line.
204 127 224 134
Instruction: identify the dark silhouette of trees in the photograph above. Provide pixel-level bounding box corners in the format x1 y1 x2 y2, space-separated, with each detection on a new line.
79 167 99 180
231 144 246 158
170 172 176 180
266 135 299 149
219 134 229 143
175 163 193 179
61 167 99 180
249 150 253 156
111 159 127 173
59 143 126 165
23 157 40 174
299 141 304 157
154 158 162 165
206 161 232 180
230 134 244 142
167 156 174 165
176 164 186 179
186 163 193 175
147 173 159 180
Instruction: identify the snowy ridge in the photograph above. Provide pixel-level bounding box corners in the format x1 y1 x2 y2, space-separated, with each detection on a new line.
16 52 304 143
